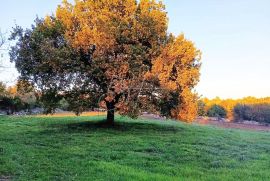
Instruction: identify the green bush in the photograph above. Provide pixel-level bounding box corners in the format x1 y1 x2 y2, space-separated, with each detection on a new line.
207 104 227 118
0 96 24 114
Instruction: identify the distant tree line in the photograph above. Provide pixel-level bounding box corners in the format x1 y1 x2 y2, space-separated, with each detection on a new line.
234 104 270 124
198 97 270 123
0 80 85 115
0 80 38 114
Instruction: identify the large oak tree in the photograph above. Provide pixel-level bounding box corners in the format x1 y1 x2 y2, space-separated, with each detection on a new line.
10 0 201 124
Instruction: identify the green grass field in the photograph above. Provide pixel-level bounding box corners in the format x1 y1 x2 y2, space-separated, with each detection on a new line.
0 115 270 181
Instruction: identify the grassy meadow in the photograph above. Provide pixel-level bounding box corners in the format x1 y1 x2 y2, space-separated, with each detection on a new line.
0 115 270 180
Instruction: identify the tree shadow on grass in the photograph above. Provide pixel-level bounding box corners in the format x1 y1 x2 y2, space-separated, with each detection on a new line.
45 119 182 134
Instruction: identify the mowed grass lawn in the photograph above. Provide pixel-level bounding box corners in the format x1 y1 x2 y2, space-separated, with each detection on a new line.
0 116 270 181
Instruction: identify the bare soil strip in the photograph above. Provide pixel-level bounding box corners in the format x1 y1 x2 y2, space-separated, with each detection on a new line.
0 176 12 181
36 111 106 117
195 118 270 132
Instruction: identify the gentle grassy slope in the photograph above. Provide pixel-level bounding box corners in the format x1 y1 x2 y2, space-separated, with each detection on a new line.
0 116 270 181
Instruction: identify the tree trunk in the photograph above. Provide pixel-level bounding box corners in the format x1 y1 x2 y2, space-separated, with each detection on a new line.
106 102 115 125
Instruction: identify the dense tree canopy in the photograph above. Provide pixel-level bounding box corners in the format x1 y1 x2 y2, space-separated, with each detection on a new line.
10 0 201 124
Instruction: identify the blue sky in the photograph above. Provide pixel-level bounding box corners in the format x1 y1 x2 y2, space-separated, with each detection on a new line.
0 0 269 99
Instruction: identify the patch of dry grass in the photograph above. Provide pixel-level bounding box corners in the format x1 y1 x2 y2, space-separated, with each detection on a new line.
36 111 106 118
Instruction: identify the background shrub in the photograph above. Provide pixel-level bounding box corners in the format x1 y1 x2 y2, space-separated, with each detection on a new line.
207 104 227 118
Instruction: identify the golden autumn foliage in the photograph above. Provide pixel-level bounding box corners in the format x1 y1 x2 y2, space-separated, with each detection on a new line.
202 97 270 120
172 89 198 122
54 0 171 123
56 1 168 116
7 86 17 97
151 35 201 91
149 35 201 122
16 0 202 123
56 0 167 53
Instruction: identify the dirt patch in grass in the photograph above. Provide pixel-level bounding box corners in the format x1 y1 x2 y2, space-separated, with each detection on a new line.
195 117 270 131
36 111 106 118
141 113 270 131
0 176 12 181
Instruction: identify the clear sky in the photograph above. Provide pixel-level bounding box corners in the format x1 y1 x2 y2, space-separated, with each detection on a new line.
0 0 269 99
